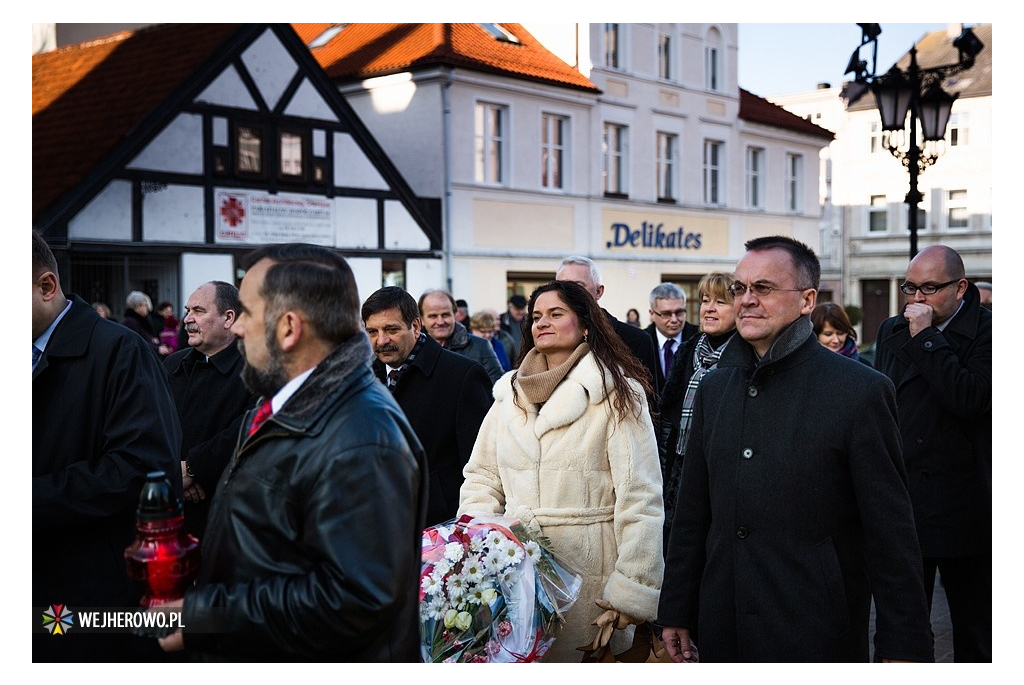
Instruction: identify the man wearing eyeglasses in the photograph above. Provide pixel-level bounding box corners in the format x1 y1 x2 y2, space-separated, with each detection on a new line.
657 235 933 663
873 245 992 663
645 282 698 390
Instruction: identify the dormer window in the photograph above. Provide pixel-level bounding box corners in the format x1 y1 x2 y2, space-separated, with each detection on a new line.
479 24 520 44
308 24 347 48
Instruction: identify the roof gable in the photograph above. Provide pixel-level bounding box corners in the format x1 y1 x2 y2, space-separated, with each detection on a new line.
739 88 835 140
294 23 600 92
33 24 244 221
33 23 440 249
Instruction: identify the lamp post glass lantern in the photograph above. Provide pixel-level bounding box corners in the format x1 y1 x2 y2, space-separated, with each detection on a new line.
843 24 984 260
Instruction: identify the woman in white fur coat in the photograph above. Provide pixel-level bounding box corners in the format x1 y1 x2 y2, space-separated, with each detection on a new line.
458 280 665 662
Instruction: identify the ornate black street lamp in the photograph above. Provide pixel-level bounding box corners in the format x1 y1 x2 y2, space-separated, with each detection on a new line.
843 23 984 260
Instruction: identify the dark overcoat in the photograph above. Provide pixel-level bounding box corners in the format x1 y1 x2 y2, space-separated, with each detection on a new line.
372 333 493 526
658 317 934 662
873 283 992 557
33 296 181 660
164 343 258 537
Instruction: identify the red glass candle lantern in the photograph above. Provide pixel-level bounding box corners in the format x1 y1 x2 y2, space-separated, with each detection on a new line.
124 471 201 607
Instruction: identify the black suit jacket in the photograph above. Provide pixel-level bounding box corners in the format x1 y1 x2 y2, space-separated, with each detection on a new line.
644 321 698 389
372 334 493 526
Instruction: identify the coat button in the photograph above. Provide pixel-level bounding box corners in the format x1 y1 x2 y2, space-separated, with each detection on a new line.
923 341 933 349
747 386 758 397
736 527 748 539
742 448 753 459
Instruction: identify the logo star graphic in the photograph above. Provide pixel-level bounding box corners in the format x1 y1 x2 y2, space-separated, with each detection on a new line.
41 604 75 635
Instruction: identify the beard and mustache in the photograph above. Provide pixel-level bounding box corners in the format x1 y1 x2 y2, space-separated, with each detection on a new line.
238 326 289 400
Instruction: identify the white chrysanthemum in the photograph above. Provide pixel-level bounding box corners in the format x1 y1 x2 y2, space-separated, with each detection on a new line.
496 538 525 567
462 556 487 584
485 530 507 550
497 566 518 588
523 539 542 562
468 581 499 606
423 597 447 621
444 541 465 563
421 571 444 596
433 558 452 576
446 573 469 600
469 534 487 554
483 546 505 570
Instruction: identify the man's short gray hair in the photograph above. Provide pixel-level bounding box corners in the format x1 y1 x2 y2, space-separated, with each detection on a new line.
649 282 686 308
558 255 601 286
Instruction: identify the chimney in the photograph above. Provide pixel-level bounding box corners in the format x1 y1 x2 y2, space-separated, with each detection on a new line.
947 23 963 39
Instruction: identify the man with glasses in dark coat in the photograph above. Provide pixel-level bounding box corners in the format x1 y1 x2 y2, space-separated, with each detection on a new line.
874 245 992 663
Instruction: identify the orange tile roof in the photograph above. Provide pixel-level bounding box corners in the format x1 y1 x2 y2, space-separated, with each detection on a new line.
739 88 835 141
294 23 600 93
33 24 242 222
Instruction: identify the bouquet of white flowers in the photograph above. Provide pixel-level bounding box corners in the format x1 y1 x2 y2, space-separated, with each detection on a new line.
419 513 582 662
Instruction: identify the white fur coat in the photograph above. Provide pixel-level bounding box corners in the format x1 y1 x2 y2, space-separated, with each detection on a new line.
458 351 664 662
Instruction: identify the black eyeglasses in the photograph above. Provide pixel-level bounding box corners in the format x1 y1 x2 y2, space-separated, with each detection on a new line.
651 308 686 320
728 281 809 298
899 279 960 296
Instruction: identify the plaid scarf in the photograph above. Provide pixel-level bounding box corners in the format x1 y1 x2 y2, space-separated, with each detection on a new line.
388 332 426 391
676 332 734 454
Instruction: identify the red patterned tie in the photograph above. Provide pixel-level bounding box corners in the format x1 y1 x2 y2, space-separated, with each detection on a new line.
248 400 273 437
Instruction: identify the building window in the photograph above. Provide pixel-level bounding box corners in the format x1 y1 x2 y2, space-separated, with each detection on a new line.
479 23 519 44
382 259 406 289
746 147 765 209
475 103 505 184
541 113 566 190
279 129 305 181
656 132 677 201
603 123 627 196
604 23 620 69
785 153 802 212
236 123 264 177
705 28 722 91
870 121 891 153
658 34 671 80
307 24 347 48
947 189 968 229
703 140 723 205
948 113 968 147
869 195 887 232
916 207 928 231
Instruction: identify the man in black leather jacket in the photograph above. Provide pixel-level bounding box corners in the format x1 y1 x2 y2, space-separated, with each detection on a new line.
158 244 428 661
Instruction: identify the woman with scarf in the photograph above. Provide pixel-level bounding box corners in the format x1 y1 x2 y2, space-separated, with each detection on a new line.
811 303 871 367
458 279 664 662
657 272 738 544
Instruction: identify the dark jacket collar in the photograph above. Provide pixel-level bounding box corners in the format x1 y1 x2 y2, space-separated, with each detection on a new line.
371 332 443 381
719 315 816 372
447 321 470 350
165 341 242 375
272 333 375 431
888 281 985 343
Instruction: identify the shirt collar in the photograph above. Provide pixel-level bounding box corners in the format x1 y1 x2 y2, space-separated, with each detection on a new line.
34 299 73 353
267 367 315 414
